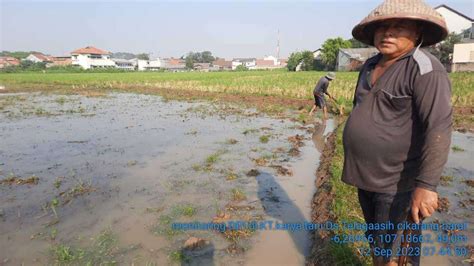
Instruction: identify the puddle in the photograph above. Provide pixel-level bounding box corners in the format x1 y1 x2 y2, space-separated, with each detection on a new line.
245 120 334 265
421 131 474 265
0 92 326 265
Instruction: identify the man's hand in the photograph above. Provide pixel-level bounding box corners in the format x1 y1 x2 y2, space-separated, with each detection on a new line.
411 187 438 223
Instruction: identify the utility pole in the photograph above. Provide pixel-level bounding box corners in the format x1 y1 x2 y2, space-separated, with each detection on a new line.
277 29 280 64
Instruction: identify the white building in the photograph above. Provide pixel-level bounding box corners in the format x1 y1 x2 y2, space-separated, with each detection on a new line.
452 43 474 72
71 46 116 69
313 49 323 60
435 5 474 34
295 50 322 71
136 58 163 71
112 58 136 70
232 58 256 70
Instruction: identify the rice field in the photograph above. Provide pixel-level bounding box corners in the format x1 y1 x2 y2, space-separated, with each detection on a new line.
1 70 473 108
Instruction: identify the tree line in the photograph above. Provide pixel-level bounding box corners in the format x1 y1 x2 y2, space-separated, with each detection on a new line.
287 32 466 72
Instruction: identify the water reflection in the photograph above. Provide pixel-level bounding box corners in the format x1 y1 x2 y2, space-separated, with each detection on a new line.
311 120 327 153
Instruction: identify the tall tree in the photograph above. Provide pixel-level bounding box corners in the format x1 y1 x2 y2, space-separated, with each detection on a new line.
182 51 216 65
137 53 150 60
200 51 215 63
0 51 33 59
427 32 462 69
349 38 369 48
321 37 352 70
300 51 315 71
185 52 195 69
235 64 248 71
287 51 303 71
19 60 46 70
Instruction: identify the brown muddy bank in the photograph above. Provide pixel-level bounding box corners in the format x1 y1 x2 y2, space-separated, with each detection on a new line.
308 131 338 266
0 84 314 118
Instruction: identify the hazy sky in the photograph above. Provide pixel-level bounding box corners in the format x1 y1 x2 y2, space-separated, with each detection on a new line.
1 0 473 59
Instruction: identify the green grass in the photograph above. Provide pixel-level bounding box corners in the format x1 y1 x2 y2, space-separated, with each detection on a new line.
441 175 454 183
243 128 259 135
1 71 472 108
172 203 197 217
201 149 227 171
226 171 238 181
54 177 63 189
51 245 82 262
34 107 49 116
451 145 465 152
168 250 190 263
328 122 371 266
296 112 311 124
55 96 67 104
231 188 247 201
206 153 220 164
152 204 197 239
440 175 454 186
259 135 270 143
50 229 119 265
153 214 183 239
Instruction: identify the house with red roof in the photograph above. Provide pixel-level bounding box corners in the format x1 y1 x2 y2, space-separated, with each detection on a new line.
255 59 277 70
212 59 232 70
70 46 115 69
161 57 186 72
50 56 72 67
25 52 54 63
255 55 287 70
0 57 21 69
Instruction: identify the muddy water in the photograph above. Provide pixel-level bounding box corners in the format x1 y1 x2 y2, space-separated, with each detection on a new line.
244 120 334 265
1 92 471 265
0 92 326 265
421 131 474 265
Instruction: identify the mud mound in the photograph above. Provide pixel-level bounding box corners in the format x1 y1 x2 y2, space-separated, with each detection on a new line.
307 132 337 266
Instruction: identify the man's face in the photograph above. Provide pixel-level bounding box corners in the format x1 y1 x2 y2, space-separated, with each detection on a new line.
373 19 420 57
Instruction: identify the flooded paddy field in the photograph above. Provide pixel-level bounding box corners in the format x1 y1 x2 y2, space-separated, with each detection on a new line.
1 91 472 265
0 92 333 265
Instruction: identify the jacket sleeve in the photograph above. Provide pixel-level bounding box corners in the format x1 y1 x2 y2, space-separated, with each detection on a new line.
413 70 453 191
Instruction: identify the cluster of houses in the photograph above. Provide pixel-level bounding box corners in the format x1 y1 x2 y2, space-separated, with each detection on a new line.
0 45 288 72
1 4 472 73
0 53 72 69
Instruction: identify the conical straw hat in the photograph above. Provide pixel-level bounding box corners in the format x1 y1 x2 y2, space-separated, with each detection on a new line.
352 0 448 47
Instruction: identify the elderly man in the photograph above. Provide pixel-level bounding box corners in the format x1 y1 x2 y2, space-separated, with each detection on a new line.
342 0 452 265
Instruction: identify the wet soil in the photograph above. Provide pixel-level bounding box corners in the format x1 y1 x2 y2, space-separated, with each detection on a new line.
307 131 338 266
2 84 472 132
0 92 330 265
1 90 472 265
307 124 474 265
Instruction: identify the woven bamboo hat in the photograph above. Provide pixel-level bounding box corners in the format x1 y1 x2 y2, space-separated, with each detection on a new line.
352 0 448 47
325 72 336 80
